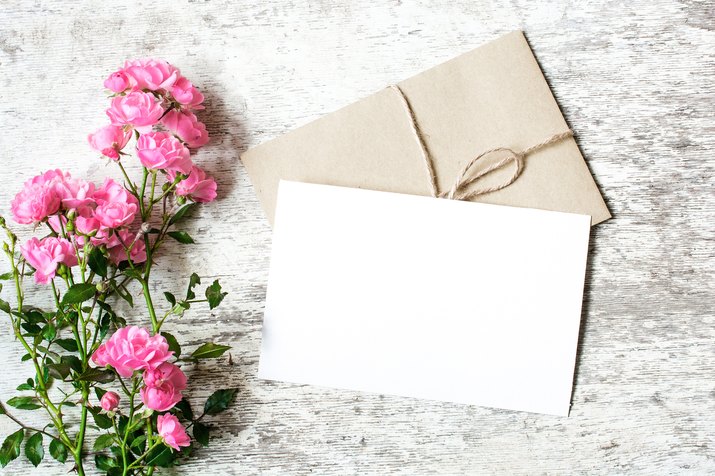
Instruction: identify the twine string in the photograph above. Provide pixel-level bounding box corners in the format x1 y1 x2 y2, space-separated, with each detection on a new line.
389 84 573 200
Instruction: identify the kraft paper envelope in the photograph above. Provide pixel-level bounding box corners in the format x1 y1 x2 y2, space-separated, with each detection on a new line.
241 31 610 226
259 181 591 416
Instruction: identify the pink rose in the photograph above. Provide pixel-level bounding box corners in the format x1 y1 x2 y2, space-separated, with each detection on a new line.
20 237 77 284
157 414 190 451
93 178 137 207
104 71 129 93
136 132 192 173
10 170 69 224
106 91 164 134
94 201 138 229
170 76 204 110
74 211 101 237
168 166 217 203
47 215 68 234
161 110 209 148
91 326 172 378
106 229 147 265
55 177 97 211
11 183 61 224
88 125 131 160
122 59 179 92
27 169 71 188
91 343 108 367
140 362 187 412
100 391 120 412
93 178 139 229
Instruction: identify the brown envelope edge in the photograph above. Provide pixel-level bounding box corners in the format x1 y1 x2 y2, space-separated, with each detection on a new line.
241 31 611 227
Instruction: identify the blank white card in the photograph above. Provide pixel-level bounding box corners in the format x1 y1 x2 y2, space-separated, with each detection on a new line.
259 181 591 416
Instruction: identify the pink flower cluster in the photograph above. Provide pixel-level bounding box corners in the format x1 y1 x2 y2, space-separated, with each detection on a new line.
88 58 216 204
92 327 189 410
12 172 146 283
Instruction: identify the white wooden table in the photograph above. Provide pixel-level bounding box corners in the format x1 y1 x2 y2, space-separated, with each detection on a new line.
1 1 713 474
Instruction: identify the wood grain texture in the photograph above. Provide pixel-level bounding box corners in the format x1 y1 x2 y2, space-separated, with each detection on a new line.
0 0 713 474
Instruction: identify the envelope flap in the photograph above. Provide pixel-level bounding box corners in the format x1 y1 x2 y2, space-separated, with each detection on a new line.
241 31 611 225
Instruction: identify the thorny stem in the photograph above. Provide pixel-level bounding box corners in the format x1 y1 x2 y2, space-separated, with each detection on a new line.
2 234 77 459
0 402 57 439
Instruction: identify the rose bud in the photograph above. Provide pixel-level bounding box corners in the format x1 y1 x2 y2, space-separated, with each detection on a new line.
100 391 120 412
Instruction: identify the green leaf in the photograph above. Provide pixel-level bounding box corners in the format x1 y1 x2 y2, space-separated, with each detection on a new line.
95 453 119 471
23 310 45 324
61 283 96 305
204 388 238 415
92 411 113 430
77 368 115 383
163 332 181 359
191 342 231 359
16 379 33 391
129 435 146 456
186 273 201 300
205 280 228 310
61 355 83 374
168 203 196 226
0 298 10 314
93 434 115 452
21 322 41 335
0 272 13 280
47 362 71 380
48 438 67 463
54 338 78 352
95 387 107 401
6 396 41 410
147 445 176 466
25 432 43 467
163 292 176 306
88 247 108 277
0 428 24 468
41 323 56 341
0 402 5 415
167 231 195 244
193 421 209 446
173 398 193 421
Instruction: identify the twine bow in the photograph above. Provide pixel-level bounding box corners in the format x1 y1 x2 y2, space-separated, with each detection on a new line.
389 84 573 200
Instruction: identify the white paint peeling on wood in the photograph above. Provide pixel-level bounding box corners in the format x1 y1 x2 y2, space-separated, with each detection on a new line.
0 0 713 474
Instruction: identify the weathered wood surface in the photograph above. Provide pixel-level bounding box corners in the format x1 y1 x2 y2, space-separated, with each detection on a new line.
0 0 714 474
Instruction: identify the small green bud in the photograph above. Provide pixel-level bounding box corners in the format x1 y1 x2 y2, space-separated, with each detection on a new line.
0 216 5 227
65 221 75 232
67 210 77 220
176 195 187 205
2 243 9 253
162 182 171 192
96 281 108 293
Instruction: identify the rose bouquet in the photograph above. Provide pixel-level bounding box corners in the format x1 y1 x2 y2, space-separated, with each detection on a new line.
0 59 234 475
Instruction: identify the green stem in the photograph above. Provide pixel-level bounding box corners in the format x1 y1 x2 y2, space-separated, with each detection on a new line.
127 440 163 470
139 168 149 217
74 385 89 476
4 241 74 451
118 161 139 197
0 403 57 439
120 379 139 475
142 280 159 333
